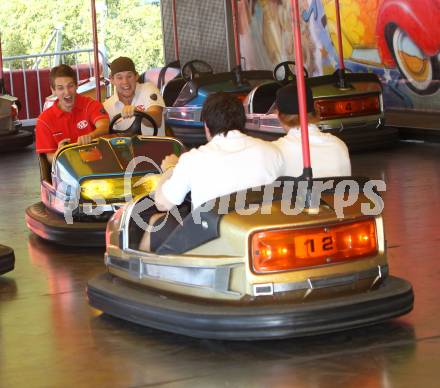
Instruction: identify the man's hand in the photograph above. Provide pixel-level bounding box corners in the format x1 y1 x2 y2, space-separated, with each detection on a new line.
121 105 136 118
77 134 93 145
57 138 70 149
161 154 179 173
47 138 70 164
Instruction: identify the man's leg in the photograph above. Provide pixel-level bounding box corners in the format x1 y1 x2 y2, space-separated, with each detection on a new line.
138 212 182 252
138 212 167 252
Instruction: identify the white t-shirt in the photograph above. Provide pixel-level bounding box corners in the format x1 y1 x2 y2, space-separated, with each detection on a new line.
273 124 351 178
103 82 166 136
160 130 283 209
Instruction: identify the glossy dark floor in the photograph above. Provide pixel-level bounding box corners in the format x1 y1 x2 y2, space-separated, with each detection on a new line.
1 141 439 388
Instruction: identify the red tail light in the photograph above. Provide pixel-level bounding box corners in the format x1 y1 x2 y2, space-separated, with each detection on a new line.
251 219 378 273
315 95 380 120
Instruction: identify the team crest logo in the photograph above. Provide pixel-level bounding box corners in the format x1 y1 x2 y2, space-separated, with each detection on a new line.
77 120 88 129
136 104 145 111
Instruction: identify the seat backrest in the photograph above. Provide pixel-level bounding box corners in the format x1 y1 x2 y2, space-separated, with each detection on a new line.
38 154 52 183
250 82 282 114
162 77 187 106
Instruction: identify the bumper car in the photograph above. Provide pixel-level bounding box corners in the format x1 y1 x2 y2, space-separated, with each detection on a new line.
164 59 398 151
25 112 185 247
0 244 15 275
87 0 412 340
0 92 34 153
163 59 274 146
161 1 273 145
243 62 399 151
87 177 413 340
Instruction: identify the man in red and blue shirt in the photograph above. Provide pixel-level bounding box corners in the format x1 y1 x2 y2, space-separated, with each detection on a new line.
35 64 109 163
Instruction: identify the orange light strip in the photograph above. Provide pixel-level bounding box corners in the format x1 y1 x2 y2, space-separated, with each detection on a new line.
314 95 380 120
79 146 103 163
251 219 378 273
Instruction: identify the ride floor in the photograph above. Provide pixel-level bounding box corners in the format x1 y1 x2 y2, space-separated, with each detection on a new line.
0 139 439 387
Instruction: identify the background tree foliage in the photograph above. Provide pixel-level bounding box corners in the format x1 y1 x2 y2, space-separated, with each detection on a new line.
0 0 163 71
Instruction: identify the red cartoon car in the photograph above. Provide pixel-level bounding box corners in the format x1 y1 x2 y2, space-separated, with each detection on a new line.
324 0 440 95
376 0 440 95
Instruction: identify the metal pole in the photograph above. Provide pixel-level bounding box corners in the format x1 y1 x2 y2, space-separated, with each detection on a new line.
91 0 101 102
334 0 345 71
0 32 7 95
230 0 242 68
171 0 180 61
334 0 349 88
22 60 30 119
230 0 243 84
32 29 56 70
0 32 4 81
54 26 63 66
290 0 312 173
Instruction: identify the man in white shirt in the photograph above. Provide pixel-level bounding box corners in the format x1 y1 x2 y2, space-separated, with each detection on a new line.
273 82 351 178
103 56 166 136
139 92 283 251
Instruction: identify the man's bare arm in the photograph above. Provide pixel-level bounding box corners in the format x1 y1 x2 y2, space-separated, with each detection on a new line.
77 118 110 145
154 166 176 211
45 138 71 163
91 117 110 138
153 154 180 210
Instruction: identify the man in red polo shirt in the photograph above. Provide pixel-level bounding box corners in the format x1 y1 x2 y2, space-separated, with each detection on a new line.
35 64 109 163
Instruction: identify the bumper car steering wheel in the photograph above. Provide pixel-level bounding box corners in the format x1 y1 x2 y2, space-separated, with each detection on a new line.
273 61 309 83
109 110 158 136
181 60 214 81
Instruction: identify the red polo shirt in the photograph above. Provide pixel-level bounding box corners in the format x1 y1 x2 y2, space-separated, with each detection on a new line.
35 94 109 154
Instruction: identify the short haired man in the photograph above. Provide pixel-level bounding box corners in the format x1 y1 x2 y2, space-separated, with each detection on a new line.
273 82 351 178
139 92 283 251
35 64 110 163
155 92 283 210
104 56 165 136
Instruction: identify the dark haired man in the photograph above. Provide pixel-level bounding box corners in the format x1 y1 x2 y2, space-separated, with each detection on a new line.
35 64 109 163
104 56 165 135
138 92 282 251
273 82 351 178
154 92 283 211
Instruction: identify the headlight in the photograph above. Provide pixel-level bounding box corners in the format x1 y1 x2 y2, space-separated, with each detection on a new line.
80 175 160 201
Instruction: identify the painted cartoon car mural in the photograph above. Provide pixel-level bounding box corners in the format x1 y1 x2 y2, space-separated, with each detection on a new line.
324 0 440 95
238 0 440 115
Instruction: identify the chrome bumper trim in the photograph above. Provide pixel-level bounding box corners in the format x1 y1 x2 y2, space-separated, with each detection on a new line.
106 254 239 295
252 265 388 296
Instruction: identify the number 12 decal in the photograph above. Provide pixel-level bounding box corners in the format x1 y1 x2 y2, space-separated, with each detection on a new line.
305 236 334 253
